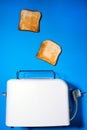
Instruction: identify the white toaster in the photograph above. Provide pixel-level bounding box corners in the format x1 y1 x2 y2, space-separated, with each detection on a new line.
6 70 70 127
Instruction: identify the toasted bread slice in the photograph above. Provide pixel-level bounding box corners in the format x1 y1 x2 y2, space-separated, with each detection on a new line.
19 10 41 32
36 40 62 66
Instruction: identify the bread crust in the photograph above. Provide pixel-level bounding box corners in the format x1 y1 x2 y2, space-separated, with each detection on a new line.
19 9 41 32
36 40 62 65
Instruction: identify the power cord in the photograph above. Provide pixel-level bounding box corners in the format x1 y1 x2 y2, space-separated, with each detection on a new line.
70 89 87 121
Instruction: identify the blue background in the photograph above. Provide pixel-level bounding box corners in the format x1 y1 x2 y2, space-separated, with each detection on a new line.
0 0 87 130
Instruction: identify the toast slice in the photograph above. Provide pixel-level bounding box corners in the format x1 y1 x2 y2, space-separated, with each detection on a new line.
36 40 62 66
19 9 41 32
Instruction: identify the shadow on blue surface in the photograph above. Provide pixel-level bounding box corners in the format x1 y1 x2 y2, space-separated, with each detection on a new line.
66 81 83 128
